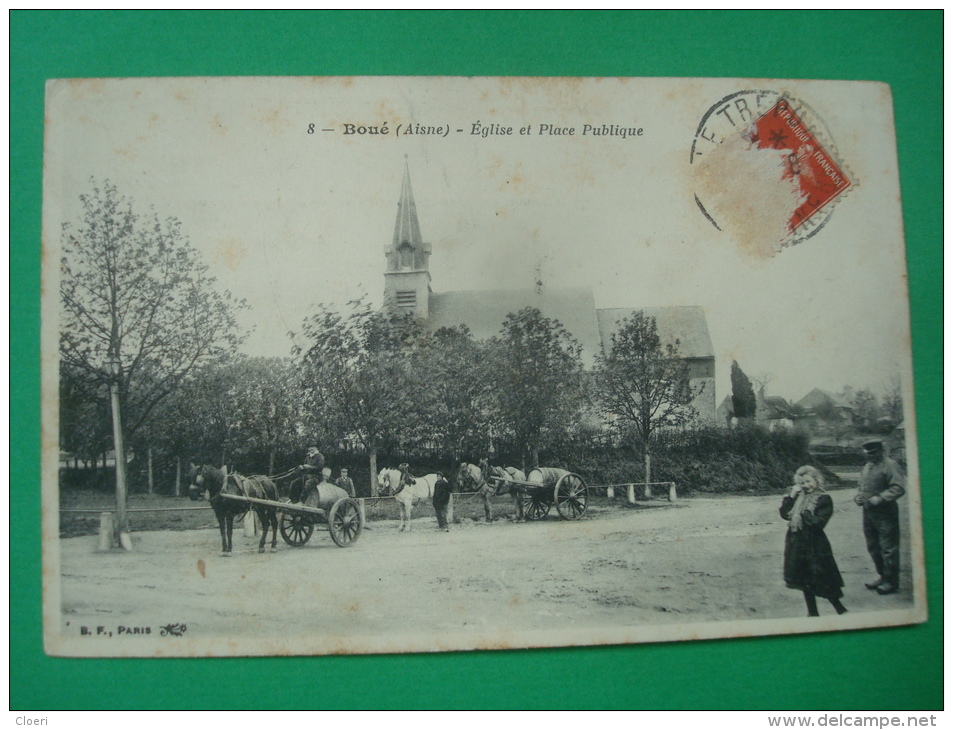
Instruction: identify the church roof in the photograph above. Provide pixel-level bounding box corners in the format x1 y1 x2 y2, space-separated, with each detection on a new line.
595 307 714 360
428 287 603 363
390 161 430 254
427 290 715 367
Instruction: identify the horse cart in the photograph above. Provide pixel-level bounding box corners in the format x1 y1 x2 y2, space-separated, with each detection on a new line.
217 482 365 548
485 467 589 521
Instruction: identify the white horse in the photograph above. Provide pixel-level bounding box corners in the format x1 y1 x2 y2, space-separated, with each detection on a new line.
377 468 445 531
455 462 527 522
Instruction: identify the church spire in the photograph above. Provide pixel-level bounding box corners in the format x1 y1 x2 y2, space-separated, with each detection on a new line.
384 158 432 319
393 157 424 251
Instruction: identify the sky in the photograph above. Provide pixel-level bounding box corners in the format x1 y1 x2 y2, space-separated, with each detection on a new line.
43 77 915 406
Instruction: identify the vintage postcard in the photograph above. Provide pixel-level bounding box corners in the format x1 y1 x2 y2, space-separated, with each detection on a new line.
42 77 925 657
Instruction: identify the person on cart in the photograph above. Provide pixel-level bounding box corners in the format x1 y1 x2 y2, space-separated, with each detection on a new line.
297 446 324 504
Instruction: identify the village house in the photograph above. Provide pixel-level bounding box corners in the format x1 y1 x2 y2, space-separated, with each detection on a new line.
796 387 855 430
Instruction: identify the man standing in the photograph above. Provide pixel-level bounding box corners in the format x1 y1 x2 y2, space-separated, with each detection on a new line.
432 473 451 532
336 468 355 497
854 440 905 595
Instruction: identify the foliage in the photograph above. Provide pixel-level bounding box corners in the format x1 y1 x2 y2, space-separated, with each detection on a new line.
850 387 880 428
730 360 757 419
569 426 812 494
413 325 494 458
594 311 699 482
297 299 427 492
489 307 587 469
143 356 303 477
59 180 248 445
59 361 111 463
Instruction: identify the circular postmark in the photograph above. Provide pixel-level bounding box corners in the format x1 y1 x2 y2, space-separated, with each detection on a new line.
690 90 853 255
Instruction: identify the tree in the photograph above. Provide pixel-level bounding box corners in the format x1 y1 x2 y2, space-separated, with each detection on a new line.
491 307 586 470
595 311 699 484
59 361 111 466
229 357 303 474
143 360 244 481
730 360 757 420
881 375 903 426
297 300 425 495
415 325 494 458
144 356 303 493
59 181 248 447
850 387 880 431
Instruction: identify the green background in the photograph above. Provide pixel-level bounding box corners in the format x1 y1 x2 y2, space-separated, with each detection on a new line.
11 10 942 710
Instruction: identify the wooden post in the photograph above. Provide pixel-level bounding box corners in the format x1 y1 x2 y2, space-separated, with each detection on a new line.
626 483 636 504
607 485 615 500
447 493 454 523
358 498 367 527
98 512 114 551
244 511 257 537
668 482 677 503
147 447 154 495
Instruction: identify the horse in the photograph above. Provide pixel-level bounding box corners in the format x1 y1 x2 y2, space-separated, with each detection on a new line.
377 468 445 532
188 464 280 556
455 462 527 522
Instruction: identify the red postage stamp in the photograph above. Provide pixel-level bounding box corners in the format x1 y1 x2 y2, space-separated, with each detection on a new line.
747 97 852 236
691 91 855 254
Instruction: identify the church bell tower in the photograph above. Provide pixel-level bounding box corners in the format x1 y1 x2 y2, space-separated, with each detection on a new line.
384 159 432 320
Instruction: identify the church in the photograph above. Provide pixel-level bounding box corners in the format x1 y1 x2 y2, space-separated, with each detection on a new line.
383 163 717 424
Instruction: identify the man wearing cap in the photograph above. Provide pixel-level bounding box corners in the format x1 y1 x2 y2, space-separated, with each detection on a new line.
854 440 905 595
298 446 324 503
336 468 355 498
397 462 416 491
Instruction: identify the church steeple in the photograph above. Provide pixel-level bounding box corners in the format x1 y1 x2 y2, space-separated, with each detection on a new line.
384 158 432 319
392 161 425 254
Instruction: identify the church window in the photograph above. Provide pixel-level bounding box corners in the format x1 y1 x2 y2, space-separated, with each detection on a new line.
398 243 414 270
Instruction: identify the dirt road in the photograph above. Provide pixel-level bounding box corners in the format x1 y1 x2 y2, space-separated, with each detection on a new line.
51 490 919 656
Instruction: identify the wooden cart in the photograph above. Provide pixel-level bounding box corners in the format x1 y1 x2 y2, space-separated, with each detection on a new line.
486 468 588 521
218 482 364 548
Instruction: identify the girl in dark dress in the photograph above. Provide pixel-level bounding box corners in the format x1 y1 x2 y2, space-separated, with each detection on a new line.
780 465 847 617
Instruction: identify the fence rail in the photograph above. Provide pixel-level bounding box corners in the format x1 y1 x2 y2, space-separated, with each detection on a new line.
589 481 678 503
61 506 210 514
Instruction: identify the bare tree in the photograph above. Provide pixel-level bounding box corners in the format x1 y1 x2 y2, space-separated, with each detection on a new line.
850 387 880 431
881 375 904 426
595 311 699 484
59 181 248 445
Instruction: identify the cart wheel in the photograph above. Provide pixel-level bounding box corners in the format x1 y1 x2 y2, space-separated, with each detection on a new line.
554 473 588 520
328 498 364 548
523 494 551 521
280 511 315 547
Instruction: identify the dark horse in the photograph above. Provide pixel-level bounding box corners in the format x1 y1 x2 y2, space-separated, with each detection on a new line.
455 462 527 522
188 464 280 556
